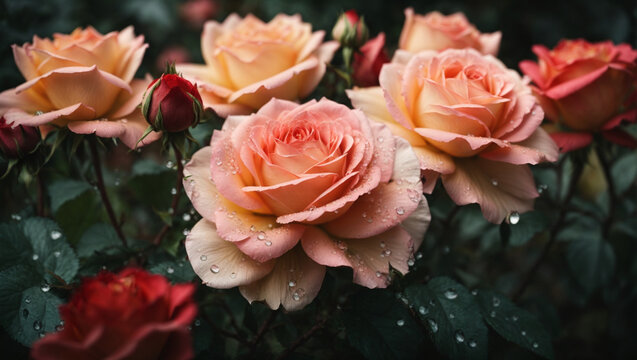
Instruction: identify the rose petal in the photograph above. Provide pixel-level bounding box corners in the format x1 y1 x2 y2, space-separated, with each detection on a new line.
185 219 274 289
239 245 325 311
480 127 558 164
549 132 593 152
5 103 96 127
183 146 221 222
442 157 539 223
479 31 502 56
414 127 503 157
400 195 431 250
67 109 160 149
380 63 414 130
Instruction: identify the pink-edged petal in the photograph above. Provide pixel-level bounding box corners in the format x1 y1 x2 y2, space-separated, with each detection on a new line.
209 129 270 212
185 219 274 289
544 65 609 100
391 49 415 65
250 97 300 120
239 245 325 311
214 207 306 262
323 137 423 238
370 121 396 182
5 103 96 127
479 31 502 56
11 44 38 81
602 129 637 148
499 103 545 143
519 60 546 89
0 87 52 115
183 146 220 222
480 127 559 164
411 144 456 174
302 226 414 289
400 195 431 250
380 63 414 130
67 108 160 149
414 128 502 157
297 31 325 62
16 65 131 117
115 35 147 84
421 170 440 194
549 132 593 152
347 87 427 146
442 158 539 223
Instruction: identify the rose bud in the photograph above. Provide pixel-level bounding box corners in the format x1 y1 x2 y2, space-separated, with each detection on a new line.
142 73 204 133
0 116 40 159
352 33 390 86
332 10 369 48
31 268 197 360
520 39 637 152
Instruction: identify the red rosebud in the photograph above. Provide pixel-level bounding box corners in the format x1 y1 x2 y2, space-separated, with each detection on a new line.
31 268 197 360
352 33 390 87
0 116 40 159
332 10 369 48
142 74 204 133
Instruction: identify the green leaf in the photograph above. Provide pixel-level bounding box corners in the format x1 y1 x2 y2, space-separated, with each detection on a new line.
21 217 78 283
611 151 637 194
343 289 423 360
0 223 31 272
475 290 554 359
148 259 195 283
47 179 91 213
405 277 488 360
54 191 102 245
506 211 549 247
76 223 122 258
132 159 170 177
566 234 615 294
0 265 63 347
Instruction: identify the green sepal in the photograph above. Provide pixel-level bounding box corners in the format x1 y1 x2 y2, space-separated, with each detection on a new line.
141 78 162 122
134 125 157 150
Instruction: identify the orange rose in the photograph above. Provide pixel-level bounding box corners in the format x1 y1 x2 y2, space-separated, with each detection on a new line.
520 39 637 151
399 8 501 56
178 14 339 117
0 27 159 148
349 49 558 223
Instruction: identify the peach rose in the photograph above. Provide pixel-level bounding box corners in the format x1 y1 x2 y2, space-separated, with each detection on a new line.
520 39 637 152
399 8 501 56
177 14 339 117
0 27 159 148
183 98 430 310
348 49 558 223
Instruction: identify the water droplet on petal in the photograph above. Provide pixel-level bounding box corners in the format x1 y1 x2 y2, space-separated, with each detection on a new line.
230 272 237 279
257 232 266 240
396 319 405 326
250 225 256 232
455 330 465 343
377 136 384 143
210 265 220 274
444 288 458 300
375 271 382 278
265 240 272 246
396 207 405 215
491 178 499 186
50 230 61 240
407 258 415 266
288 280 296 287
508 211 520 225
215 160 223 166
379 241 386 248
200 255 208 261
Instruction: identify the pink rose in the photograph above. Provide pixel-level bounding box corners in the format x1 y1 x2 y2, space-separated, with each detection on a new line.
352 33 390 87
177 14 339 117
348 49 558 223
399 8 501 56
520 39 637 152
183 98 430 310
0 27 160 148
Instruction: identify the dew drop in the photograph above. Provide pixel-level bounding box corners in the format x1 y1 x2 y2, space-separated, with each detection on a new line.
200 255 208 261
40 283 50 293
419 306 429 315
288 280 296 287
455 330 465 343
166 161 174 169
170 188 177 195
428 319 438 333
416 252 423 260
491 178 499 186
50 230 61 240
444 288 458 300
33 321 42 331
383 249 392 257
182 213 192 221
379 241 386 249
32 254 39 261
377 136 384 143
521 330 527 336
449 313 455 319
511 315 518 322
210 265 220 274
265 240 272 246
490 310 496 318
396 319 405 327
375 271 382 278
166 266 175 274
230 272 237 279
508 211 520 225
407 258 415 266
183 229 190 236
471 289 478 296
257 232 266 240
53 251 61 258
532 342 539 349
215 160 223 166
492 296 501 307
250 225 256 232
11 214 22 221
396 207 405 215
468 339 477 348
194 319 201 327
24 296 31 304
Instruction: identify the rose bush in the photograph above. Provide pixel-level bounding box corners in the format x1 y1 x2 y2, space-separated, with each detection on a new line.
398 8 501 56
31 268 197 360
520 39 637 151
0 27 159 148
177 14 339 117
183 98 430 310
348 48 558 223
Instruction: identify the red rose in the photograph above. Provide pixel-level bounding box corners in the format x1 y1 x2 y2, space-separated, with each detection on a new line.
142 74 204 133
352 33 390 87
520 39 637 152
332 10 369 48
0 116 40 159
31 268 197 360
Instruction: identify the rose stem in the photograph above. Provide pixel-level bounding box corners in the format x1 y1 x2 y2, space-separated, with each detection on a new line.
153 142 184 246
512 159 584 301
88 137 128 247
276 317 328 360
249 310 279 355
596 143 617 238
36 171 46 217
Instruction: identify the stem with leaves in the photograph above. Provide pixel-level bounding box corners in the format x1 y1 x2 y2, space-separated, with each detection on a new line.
88 137 127 247
512 159 584 301
153 142 184 246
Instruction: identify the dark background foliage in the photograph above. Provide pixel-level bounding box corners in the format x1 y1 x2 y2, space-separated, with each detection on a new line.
1 0 637 359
